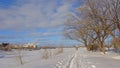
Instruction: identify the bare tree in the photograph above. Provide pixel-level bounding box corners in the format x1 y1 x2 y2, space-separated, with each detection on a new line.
64 19 89 50
108 0 120 32
64 0 119 54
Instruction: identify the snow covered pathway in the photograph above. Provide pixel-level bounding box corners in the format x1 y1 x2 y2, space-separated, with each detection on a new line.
55 50 85 68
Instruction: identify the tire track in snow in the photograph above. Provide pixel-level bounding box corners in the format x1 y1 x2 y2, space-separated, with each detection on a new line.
68 54 76 68
69 51 80 68
55 49 90 68
55 52 75 68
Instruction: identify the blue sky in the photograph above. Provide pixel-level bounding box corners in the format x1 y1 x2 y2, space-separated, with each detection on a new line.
0 0 84 46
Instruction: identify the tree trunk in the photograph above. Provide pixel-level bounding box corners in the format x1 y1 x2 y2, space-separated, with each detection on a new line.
98 40 105 54
84 41 90 51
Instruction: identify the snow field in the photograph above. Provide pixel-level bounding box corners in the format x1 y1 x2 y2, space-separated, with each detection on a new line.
0 48 76 68
0 48 120 68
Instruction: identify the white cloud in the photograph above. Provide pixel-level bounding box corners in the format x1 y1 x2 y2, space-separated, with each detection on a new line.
0 0 78 30
43 31 63 36
0 0 82 43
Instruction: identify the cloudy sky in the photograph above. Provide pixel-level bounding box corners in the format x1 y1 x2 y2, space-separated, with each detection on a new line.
0 0 84 46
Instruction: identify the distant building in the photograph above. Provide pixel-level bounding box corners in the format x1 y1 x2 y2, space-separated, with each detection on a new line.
23 43 37 49
0 43 11 51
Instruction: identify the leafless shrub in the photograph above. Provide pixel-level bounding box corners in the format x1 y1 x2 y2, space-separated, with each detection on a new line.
111 38 120 52
14 46 24 65
73 46 79 50
86 44 98 51
42 49 49 59
55 45 64 55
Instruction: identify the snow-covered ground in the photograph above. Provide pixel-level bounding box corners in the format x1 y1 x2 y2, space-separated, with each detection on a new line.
0 48 120 68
